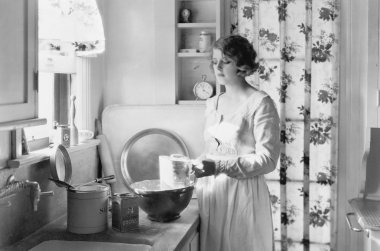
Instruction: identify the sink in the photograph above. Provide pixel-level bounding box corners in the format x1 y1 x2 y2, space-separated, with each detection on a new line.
29 240 152 251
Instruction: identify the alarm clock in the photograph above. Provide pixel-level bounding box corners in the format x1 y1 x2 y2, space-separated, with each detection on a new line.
193 75 213 100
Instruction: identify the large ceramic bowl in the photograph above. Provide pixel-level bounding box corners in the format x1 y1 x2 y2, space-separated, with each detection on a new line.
130 179 194 222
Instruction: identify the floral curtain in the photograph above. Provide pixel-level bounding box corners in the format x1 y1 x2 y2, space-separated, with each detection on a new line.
229 0 339 250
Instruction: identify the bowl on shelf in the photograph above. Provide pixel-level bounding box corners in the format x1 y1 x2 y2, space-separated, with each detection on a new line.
129 179 194 222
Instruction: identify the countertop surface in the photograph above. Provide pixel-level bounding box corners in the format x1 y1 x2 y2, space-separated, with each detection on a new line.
4 199 199 251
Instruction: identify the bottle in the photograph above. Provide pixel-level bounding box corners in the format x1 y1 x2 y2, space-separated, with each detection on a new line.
69 95 78 146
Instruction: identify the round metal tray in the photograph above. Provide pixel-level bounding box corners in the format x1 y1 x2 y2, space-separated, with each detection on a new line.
120 128 189 187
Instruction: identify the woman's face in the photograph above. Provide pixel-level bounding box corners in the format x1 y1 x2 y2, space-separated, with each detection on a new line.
211 48 239 85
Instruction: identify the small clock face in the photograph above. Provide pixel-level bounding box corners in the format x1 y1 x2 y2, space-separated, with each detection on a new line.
193 81 213 100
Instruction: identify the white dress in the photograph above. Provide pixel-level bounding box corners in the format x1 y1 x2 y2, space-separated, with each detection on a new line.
196 90 280 251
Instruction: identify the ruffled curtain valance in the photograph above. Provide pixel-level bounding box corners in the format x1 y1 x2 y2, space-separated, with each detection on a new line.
38 0 105 73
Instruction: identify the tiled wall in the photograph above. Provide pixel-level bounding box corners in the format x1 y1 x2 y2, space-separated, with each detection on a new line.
0 146 99 248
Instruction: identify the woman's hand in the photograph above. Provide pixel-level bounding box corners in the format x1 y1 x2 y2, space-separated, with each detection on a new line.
192 159 216 178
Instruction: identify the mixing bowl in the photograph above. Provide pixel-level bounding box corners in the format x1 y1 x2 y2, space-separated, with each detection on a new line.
130 179 194 222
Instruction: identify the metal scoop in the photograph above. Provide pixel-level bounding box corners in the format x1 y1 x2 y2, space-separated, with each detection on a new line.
48 177 75 189
74 175 115 189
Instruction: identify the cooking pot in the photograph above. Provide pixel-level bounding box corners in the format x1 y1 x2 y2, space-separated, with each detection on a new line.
67 183 110 234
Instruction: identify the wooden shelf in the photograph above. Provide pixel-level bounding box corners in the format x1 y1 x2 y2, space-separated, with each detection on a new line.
177 23 216 28
177 100 206 105
179 0 216 2
178 52 210 58
7 139 100 168
0 118 47 131
175 0 222 103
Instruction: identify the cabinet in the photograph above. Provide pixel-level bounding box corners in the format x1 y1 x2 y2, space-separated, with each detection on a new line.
180 230 199 251
0 0 37 122
363 230 380 251
175 0 224 104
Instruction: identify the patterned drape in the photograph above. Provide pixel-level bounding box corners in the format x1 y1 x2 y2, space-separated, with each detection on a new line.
229 0 339 250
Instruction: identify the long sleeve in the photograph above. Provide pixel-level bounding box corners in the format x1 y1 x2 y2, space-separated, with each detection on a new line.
216 96 280 178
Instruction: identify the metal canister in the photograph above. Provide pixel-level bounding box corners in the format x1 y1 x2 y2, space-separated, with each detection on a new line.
112 193 139 232
199 31 212 53
56 124 70 147
67 184 110 234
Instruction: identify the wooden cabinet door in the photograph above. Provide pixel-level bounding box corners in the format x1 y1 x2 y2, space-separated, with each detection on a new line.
364 230 380 251
0 0 37 122
189 232 199 251
180 231 199 251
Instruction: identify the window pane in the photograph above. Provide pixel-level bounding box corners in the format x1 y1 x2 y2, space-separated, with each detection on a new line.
25 72 54 141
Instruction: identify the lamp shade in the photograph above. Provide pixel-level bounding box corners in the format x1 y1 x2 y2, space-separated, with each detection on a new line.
38 0 105 73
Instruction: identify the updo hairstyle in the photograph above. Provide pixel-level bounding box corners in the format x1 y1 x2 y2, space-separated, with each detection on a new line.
211 35 259 77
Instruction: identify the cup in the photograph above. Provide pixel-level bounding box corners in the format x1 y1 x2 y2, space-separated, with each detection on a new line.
159 154 191 189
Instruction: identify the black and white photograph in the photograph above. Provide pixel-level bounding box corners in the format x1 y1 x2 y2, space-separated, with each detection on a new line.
0 0 376 250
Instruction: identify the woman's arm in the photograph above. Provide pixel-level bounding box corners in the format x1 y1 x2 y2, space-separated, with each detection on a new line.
204 97 280 179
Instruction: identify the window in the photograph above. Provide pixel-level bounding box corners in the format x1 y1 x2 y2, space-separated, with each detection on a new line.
25 0 105 149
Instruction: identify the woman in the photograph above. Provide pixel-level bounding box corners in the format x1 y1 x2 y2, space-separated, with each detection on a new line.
192 35 280 251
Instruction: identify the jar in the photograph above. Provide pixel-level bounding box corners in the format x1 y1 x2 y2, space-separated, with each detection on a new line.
56 124 70 147
199 31 212 53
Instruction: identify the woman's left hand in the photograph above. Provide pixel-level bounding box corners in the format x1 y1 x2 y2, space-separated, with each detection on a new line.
192 159 216 178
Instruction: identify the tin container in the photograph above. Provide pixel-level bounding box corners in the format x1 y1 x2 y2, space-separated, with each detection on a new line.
56 124 70 147
67 184 110 234
199 31 212 53
112 193 139 232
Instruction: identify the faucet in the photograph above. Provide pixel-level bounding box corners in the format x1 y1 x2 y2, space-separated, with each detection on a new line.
0 175 54 211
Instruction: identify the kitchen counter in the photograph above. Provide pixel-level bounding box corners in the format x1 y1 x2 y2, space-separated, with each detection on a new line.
4 199 199 251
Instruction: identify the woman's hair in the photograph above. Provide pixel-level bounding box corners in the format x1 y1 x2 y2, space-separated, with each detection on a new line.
211 34 259 77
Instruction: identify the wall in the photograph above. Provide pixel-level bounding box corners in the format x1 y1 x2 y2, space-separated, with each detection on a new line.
103 0 177 107
104 0 157 107
337 0 368 250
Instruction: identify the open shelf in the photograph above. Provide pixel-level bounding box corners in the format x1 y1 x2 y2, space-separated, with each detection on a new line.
175 0 223 104
178 52 210 58
177 100 206 105
177 23 216 28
